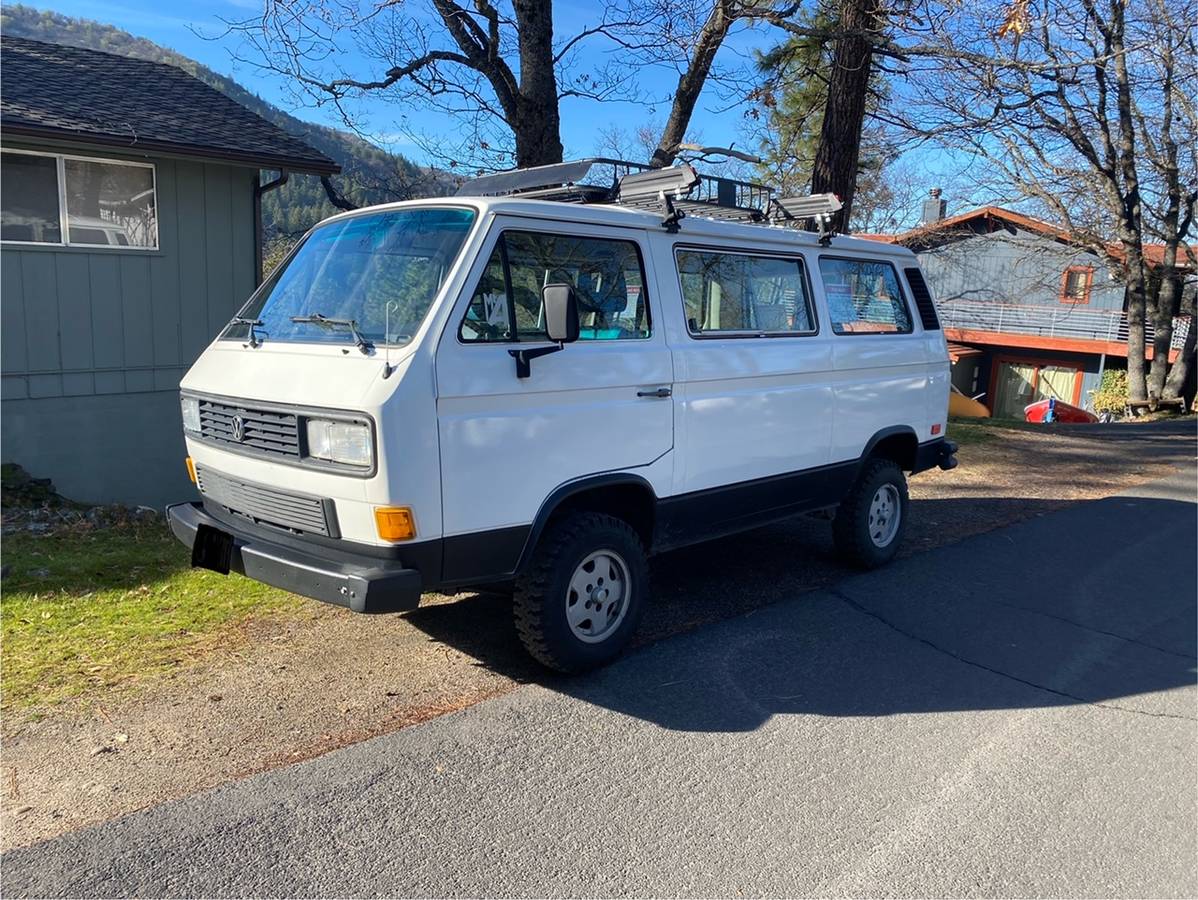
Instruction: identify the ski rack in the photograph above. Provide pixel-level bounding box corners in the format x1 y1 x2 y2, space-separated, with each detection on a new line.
455 158 842 239
614 165 701 233
769 193 844 245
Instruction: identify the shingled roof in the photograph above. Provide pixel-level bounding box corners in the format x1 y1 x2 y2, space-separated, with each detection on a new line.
0 36 339 175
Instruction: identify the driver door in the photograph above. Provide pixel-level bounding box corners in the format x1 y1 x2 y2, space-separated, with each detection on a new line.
435 218 674 562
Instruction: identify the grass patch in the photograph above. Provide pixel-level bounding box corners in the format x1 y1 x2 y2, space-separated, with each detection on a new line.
947 415 1047 448
1 521 303 712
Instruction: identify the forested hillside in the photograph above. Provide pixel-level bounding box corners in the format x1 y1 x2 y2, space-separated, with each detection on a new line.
0 5 447 238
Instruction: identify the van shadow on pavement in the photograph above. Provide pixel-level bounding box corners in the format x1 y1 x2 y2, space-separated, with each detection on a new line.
405 487 1197 733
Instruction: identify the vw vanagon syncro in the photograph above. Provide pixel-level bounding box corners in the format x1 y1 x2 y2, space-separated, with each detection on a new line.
168 159 957 672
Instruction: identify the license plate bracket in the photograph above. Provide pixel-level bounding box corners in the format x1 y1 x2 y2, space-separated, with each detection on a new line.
192 523 234 575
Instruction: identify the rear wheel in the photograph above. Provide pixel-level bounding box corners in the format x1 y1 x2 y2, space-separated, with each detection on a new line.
513 511 648 673
832 458 909 568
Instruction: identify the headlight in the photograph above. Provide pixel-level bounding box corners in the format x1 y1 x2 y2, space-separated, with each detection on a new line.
180 395 201 434
305 418 372 468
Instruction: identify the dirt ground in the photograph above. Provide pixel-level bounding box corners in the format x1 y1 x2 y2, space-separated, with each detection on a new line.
2 420 1194 851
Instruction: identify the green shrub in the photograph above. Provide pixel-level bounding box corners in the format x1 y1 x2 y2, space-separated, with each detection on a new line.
1089 369 1129 416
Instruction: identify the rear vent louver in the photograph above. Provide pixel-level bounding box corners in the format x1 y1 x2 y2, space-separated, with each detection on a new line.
904 268 941 331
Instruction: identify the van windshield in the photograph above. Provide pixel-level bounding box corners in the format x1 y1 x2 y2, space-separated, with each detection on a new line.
224 207 476 348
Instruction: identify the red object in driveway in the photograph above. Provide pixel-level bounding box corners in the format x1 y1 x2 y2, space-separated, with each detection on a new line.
1024 398 1099 424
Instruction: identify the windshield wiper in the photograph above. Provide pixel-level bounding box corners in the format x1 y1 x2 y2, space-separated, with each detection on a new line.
290 313 374 355
231 316 265 348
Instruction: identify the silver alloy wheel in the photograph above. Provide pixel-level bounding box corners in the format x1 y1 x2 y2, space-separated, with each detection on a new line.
867 483 902 548
565 549 631 644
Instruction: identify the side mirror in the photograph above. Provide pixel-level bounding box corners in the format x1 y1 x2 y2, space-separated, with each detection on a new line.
542 283 580 344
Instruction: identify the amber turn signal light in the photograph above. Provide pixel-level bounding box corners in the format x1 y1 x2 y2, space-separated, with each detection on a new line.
375 507 416 541
185 456 197 484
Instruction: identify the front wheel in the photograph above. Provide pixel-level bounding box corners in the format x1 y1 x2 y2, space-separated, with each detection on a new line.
832 459 909 569
513 511 648 673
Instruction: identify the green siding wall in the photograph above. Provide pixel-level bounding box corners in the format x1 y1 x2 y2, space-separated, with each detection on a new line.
1 147 258 506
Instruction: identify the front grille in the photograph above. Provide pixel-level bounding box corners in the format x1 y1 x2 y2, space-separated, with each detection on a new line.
198 399 301 459
195 465 338 537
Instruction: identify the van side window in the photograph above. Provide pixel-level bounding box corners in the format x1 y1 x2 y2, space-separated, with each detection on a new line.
675 249 814 336
818 257 913 335
460 231 651 342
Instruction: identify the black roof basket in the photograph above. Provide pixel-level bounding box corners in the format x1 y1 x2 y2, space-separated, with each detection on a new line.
455 157 843 239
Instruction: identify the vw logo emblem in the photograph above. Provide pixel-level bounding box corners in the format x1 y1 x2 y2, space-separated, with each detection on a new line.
230 415 246 443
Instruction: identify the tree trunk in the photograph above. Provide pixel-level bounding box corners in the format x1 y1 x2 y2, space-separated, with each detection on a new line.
1147 269 1181 398
1108 0 1149 402
807 0 880 233
651 0 734 168
512 0 563 168
1163 286 1196 400
1124 256 1149 403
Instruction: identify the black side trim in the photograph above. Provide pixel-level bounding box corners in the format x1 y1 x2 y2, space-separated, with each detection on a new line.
655 460 858 553
904 267 941 331
517 473 658 570
440 525 530 589
860 425 919 470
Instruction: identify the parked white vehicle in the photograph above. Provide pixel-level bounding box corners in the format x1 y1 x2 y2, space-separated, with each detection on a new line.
169 160 956 671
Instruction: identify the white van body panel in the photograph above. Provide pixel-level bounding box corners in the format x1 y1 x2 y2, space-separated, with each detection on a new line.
646 235 836 495
434 215 675 538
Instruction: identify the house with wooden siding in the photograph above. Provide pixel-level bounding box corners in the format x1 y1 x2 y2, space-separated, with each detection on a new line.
0 36 338 507
862 201 1194 418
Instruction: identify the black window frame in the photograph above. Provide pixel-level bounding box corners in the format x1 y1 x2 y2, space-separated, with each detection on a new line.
672 243 820 340
817 254 916 337
457 227 654 344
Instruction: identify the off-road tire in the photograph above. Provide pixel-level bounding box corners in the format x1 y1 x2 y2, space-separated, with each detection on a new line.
832 458 909 569
513 511 648 673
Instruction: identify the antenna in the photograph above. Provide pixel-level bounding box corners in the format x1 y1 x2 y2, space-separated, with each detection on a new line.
382 301 398 379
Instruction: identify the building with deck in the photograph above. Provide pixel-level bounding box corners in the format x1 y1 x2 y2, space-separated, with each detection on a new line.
1 37 339 507
863 201 1193 418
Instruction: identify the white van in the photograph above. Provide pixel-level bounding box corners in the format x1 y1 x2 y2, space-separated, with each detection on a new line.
168 160 956 672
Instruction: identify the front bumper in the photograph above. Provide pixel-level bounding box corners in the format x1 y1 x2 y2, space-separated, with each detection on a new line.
166 502 422 614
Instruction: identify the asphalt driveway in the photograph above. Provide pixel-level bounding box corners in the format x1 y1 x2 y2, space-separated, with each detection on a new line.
4 467 1196 897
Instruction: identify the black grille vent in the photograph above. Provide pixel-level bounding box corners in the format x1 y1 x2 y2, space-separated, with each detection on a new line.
195 466 338 537
904 267 941 331
198 400 301 458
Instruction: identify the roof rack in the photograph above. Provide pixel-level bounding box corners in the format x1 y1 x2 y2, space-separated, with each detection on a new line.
769 193 844 246
455 157 843 240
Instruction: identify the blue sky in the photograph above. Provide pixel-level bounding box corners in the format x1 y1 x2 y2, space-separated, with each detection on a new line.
27 0 767 162
23 0 976 225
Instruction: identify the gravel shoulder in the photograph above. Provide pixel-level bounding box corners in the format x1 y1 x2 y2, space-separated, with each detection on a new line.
2 419 1193 851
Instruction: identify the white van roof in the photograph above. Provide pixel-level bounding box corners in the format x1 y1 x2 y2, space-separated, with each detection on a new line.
322 195 919 260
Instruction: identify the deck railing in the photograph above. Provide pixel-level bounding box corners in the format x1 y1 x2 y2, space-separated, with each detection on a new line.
937 299 1191 351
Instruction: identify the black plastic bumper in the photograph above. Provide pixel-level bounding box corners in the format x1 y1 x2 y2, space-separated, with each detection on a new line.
912 437 959 474
166 502 423 614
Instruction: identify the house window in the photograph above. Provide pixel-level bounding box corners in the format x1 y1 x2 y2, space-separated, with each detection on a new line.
992 358 1082 419
0 150 157 249
1060 265 1093 304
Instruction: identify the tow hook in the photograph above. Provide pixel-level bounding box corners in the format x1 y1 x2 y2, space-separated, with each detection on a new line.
939 439 959 471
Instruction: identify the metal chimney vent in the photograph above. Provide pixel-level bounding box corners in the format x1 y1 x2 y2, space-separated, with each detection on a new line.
921 188 947 225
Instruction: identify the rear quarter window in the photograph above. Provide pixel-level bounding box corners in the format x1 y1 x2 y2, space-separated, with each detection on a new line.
818 257 913 335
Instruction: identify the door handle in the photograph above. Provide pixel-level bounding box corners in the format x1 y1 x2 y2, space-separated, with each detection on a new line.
637 387 672 399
